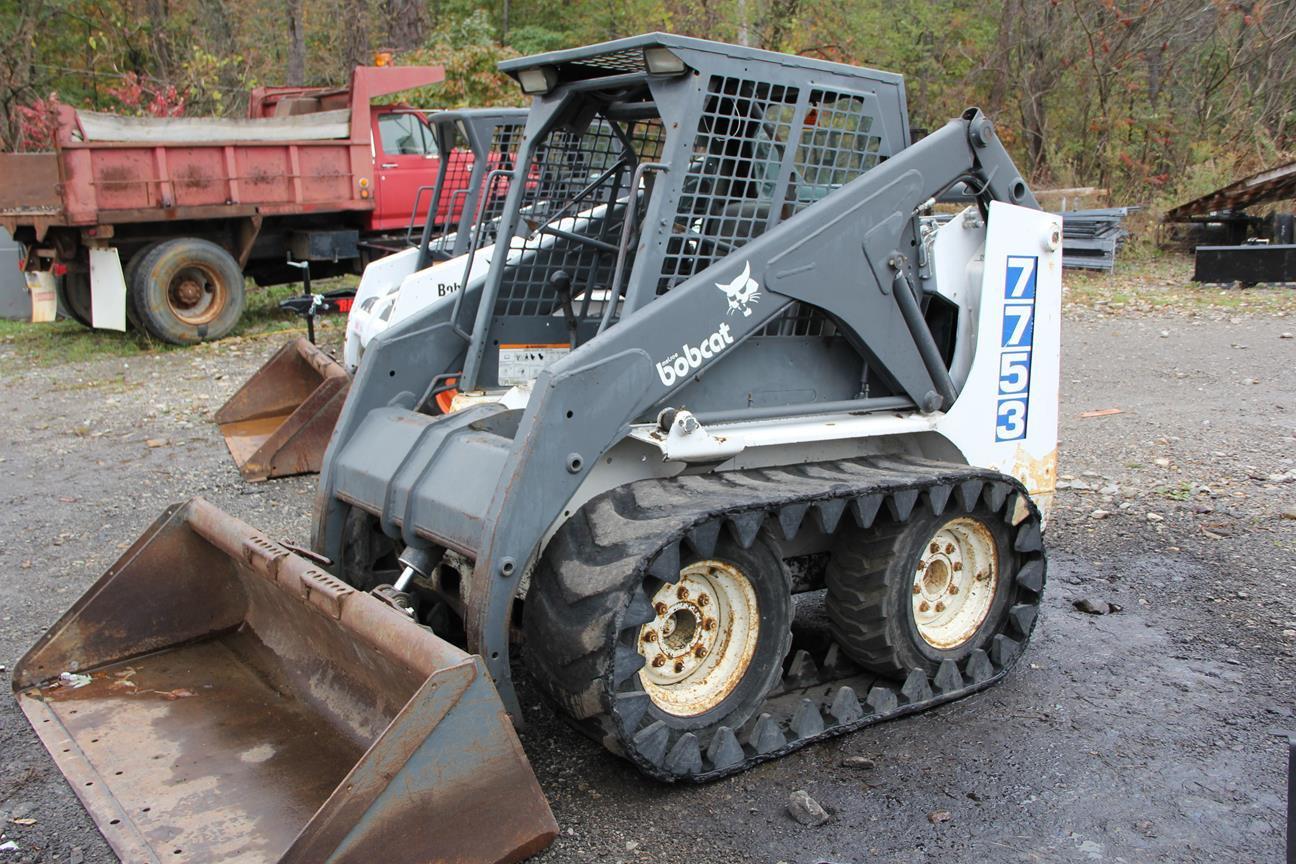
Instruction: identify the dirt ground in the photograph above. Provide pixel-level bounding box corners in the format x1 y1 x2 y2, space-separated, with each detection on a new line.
0 279 1293 863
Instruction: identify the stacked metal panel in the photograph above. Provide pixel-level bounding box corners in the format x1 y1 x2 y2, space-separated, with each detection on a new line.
1060 207 1137 271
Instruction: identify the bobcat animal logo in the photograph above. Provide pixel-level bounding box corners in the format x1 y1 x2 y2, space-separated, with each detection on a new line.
716 261 761 317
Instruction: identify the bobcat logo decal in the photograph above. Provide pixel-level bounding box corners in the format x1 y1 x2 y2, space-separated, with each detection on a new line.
716 261 761 317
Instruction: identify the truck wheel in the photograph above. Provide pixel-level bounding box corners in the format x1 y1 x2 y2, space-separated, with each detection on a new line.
132 238 245 344
57 272 93 328
825 503 1017 677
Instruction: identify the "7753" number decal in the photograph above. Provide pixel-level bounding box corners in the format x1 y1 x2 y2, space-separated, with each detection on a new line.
995 256 1037 442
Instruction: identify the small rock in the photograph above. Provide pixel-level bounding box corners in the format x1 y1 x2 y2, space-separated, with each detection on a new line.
144 438 168 448
928 809 953 824
1098 484 1120 496
1146 513 1164 523
1236 591 1249 600
1280 332 1293 339
788 789 830 826
1159 329 1169 338
1073 598 1110 615
1153 457 1171 468
70 848 85 864
624 841 639 852
1090 509 1110 520
1282 508 1296 521
840 756 876 770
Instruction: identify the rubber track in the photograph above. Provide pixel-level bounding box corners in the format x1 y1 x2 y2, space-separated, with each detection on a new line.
523 455 1046 782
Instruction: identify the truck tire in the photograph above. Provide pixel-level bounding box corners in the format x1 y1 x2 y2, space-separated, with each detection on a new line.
131 238 245 344
825 502 1019 677
123 242 164 331
57 272 93 328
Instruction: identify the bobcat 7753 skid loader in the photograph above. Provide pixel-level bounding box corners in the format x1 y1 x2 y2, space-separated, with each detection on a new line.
14 34 1059 864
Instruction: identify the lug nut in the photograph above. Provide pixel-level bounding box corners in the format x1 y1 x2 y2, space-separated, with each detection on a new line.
944 543 955 554
948 584 959 595
913 584 922 595
677 586 689 600
652 655 666 668
934 601 945 613
930 542 940 554
655 602 669 616
919 601 930 612
643 630 658 642
703 617 717 631
698 593 710 607
673 659 685 673
693 644 706 657
976 571 988 582
952 561 963 572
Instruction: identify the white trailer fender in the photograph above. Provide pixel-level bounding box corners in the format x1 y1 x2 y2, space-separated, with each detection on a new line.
88 245 127 331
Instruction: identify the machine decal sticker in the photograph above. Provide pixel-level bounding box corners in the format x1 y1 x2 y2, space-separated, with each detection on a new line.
499 343 570 386
995 255 1037 442
656 322 735 386
716 261 761 317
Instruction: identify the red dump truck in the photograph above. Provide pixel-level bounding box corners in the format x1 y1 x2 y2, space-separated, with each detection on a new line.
0 65 474 344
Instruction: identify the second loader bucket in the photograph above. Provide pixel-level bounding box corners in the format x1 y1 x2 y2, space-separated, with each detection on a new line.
12 499 557 864
216 337 349 481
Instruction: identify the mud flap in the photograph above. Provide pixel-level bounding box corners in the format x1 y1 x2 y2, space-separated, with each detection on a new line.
12 499 557 864
215 337 349 481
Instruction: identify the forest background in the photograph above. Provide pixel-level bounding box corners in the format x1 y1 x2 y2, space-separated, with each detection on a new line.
2 0 1293 215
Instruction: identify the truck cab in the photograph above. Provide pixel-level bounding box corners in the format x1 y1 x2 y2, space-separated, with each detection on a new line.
371 108 476 233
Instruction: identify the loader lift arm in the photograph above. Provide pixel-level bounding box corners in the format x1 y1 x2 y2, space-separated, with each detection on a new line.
460 109 1038 715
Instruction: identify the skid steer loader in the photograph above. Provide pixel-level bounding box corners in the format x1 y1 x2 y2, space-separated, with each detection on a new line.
15 34 1058 863
215 108 528 481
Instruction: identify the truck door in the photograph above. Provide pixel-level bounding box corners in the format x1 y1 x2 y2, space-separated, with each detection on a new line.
372 110 441 233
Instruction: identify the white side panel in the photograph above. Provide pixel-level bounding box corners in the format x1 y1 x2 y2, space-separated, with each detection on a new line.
88 246 127 332
25 271 58 323
934 202 1062 515
344 247 421 372
388 244 495 326
928 208 987 390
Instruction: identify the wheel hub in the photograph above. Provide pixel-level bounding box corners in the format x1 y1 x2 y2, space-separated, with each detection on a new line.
912 517 999 650
637 560 759 716
167 266 223 325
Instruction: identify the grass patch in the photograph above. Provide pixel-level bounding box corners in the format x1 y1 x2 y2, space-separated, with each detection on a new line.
0 276 355 372
1064 253 1296 315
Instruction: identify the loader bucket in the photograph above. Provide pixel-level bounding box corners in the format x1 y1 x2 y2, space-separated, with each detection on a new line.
12 498 557 864
215 337 349 481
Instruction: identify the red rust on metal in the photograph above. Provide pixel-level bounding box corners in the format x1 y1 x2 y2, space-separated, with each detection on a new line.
215 337 350 481
13 497 556 864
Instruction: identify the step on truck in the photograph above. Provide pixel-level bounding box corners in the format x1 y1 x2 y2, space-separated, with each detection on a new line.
213 108 529 482
14 34 1060 863
0 65 493 344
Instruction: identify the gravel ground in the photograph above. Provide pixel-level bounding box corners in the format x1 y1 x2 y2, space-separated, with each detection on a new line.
0 299 1293 863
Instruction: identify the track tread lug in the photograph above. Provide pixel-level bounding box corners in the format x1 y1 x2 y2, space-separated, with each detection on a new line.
777 502 810 541
1015 559 1044 593
685 520 721 558
648 541 681 582
933 659 964 693
901 668 933 704
612 644 646 684
886 489 918 522
1008 603 1038 637
991 633 1021 667
1014 520 1043 553
623 589 655 628
792 698 826 739
726 511 764 548
821 642 858 677
956 479 984 512
633 720 670 768
849 494 883 529
665 732 703 776
984 481 1010 513
829 686 864 724
749 713 786 755
814 498 848 534
925 484 952 516
784 649 820 688
965 648 994 684
613 691 651 730
865 686 898 715
706 726 745 771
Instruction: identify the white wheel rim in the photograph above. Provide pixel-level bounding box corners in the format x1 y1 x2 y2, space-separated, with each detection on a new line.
911 517 1000 650
637 560 760 717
